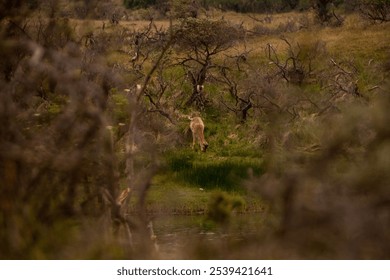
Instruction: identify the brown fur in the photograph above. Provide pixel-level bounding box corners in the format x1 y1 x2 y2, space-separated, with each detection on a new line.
189 117 208 152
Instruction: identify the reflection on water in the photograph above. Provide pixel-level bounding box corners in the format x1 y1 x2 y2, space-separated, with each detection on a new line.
152 214 265 258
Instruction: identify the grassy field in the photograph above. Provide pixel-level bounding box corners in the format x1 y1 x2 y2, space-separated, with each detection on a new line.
115 9 390 216
126 116 265 214
1 2 390 259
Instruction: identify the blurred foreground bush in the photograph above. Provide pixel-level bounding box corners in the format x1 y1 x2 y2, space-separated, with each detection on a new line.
0 1 162 259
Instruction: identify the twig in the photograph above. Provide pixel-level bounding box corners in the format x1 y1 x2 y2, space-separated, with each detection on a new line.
368 86 380 91
330 58 352 75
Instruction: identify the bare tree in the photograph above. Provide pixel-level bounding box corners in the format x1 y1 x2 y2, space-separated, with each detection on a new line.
359 0 390 23
215 62 255 123
267 37 326 85
173 18 243 109
313 0 334 23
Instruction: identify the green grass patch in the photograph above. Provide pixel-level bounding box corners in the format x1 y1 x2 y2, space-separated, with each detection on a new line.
141 174 265 215
136 118 265 214
144 176 210 214
164 150 263 192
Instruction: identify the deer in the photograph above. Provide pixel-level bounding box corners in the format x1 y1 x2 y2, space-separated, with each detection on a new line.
189 116 208 152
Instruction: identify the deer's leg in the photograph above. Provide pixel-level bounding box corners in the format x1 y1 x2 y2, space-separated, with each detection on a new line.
191 131 196 150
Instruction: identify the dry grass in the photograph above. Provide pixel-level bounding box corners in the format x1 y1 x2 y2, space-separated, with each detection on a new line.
67 9 389 69
100 10 389 73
